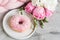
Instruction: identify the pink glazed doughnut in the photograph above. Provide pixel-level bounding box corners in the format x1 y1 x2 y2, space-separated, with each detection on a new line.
9 15 31 32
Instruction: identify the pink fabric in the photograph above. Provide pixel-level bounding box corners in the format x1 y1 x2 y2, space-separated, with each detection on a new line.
33 7 45 20
0 6 7 13
25 2 35 14
0 0 29 13
18 0 29 2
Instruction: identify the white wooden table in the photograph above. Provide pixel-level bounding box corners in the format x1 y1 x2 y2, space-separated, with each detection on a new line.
0 0 60 40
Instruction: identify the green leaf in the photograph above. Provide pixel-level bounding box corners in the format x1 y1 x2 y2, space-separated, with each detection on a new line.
19 7 23 11
43 17 48 23
19 7 24 15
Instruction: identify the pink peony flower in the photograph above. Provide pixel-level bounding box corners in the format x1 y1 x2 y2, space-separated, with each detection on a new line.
0 0 28 13
33 7 45 20
25 2 35 14
44 8 53 18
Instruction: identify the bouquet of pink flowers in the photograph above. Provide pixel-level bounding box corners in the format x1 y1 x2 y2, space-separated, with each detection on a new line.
24 2 53 28
19 0 57 28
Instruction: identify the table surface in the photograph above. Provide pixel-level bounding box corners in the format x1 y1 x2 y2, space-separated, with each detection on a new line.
0 0 60 40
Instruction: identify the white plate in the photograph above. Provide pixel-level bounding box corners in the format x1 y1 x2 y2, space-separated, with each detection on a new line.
3 9 36 39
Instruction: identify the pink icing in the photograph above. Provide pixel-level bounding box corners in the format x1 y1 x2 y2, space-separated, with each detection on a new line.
9 15 31 32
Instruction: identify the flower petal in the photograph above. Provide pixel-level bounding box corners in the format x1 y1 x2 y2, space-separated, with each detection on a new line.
33 7 45 20
25 2 35 14
45 8 53 17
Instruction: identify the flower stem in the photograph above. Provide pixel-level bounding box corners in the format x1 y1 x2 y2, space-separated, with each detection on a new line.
34 18 37 27
39 20 44 28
